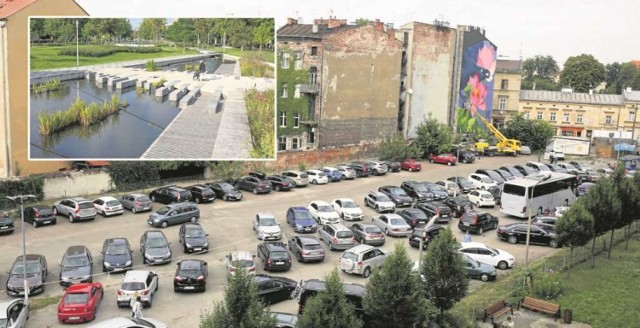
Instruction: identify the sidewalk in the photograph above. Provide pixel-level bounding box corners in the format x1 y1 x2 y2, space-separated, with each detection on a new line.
479 310 591 328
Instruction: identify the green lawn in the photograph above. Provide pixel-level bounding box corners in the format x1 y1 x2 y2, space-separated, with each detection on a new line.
30 45 198 71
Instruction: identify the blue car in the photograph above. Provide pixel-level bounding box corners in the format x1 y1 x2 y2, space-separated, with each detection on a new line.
320 167 343 182
286 207 318 233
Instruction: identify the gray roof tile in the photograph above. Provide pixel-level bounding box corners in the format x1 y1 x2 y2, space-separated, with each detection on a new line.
520 90 624 105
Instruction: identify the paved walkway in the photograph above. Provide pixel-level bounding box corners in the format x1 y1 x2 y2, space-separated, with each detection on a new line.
211 88 253 159
479 309 591 328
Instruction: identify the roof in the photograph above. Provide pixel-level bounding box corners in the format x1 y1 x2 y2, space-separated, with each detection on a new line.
496 59 522 73
520 90 624 105
0 0 37 18
344 244 375 254
505 172 575 187
623 90 640 102
124 270 151 281
277 23 358 40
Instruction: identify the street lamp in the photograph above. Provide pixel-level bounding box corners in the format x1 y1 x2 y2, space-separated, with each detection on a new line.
76 20 79 67
524 173 551 267
417 214 439 271
6 194 36 304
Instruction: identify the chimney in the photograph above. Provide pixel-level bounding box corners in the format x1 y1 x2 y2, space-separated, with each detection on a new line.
374 19 383 31
312 24 318 33
287 18 298 25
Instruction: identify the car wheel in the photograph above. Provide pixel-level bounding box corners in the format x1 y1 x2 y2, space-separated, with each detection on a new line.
190 216 197 223
447 161 453 166
374 204 379 212
497 261 508 270
549 239 559 248
132 207 137 214
476 201 480 208
408 167 413 172
252 188 258 195
342 175 346 180
32 221 38 228
275 185 281 191
195 197 201 204
223 195 228 201
161 221 168 228
385 228 390 236
68 214 75 223
429 159 434 163
537 207 543 215
151 195 156 202
478 227 484 235
480 273 490 282
363 267 372 278
507 236 518 244
329 242 334 251
174 286 179 293
312 179 317 185
147 296 153 308
297 252 303 262
53 219 57 225
359 236 365 244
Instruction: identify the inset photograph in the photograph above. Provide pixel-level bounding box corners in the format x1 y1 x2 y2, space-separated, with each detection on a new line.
29 17 275 160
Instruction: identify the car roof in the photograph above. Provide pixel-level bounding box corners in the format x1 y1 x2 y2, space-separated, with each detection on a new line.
88 317 167 328
322 166 338 170
282 170 303 174
460 242 490 249
96 196 118 202
333 198 355 203
106 238 128 245
302 279 366 295
178 259 204 267
15 254 44 262
127 193 147 198
257 212 276 219
289 206 308 212
311 200 331 206
298 236 321 244
66 283 97 293
326 223 350 230
370 191 386 196
65 245 89 255
383 213 404 220
123 270 152 281
145 230 167 238
344 244 376 254
70 197 90 202
182 222 202 229
306 169 323 173
230 251 253 260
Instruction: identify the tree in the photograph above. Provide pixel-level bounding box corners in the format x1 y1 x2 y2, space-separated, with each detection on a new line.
522 55 559 80
138 18 166 45
625 172 640 250
165 18 197 46
616 62 639 92
605 62 622 93
252 19 274 51
521 76 559 91
208 161 244 182
413 116 453 158
226 19 253 50
502 113 555 151
421 228 468 321
199 268 276 328
582 177 621 268
355 18 371 26
30 18 45 41
611 167 640 253
555 200 594 278
559 54 605 93
378 134 419 161
363 243 437 327
296 269 363 328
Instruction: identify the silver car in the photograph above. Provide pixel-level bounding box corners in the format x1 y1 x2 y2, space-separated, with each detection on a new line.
318 223 356 251
120 193 153 214
0 299 28 328
281 170 309 187
116 270 159 308
336 165 357 180
87 317 168 328
349 223 385 246
364 191 396 213
339 244 387 278
372 214 412 237
52 197 97 223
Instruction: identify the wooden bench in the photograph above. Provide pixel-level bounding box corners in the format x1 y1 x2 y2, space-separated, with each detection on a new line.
483 300 513 324
520 296 561 321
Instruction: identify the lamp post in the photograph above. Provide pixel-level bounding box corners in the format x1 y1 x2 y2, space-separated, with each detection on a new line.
524 174 551 267
6 194 36 304
417 214 439 272
75 20 79 67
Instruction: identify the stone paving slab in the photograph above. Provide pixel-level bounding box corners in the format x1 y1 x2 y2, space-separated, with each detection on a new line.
211 88 253 159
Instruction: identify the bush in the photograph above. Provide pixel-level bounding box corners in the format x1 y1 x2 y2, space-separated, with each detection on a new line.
146 59 157 71
532 272 565 300
244 89 275 158
57 46 162 57
32 79 61 94
38 95 128 135
0 176 45 209
240 57 274 78
107 162 160 191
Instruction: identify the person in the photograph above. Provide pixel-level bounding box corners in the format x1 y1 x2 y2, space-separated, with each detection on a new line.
130 292 140 318
199 60 206 73
501 316 514 328
131 296 143 319
463 231 472 242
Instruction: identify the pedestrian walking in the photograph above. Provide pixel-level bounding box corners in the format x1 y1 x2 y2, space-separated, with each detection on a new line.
132 296 144 319
463 231 472 242
130 292 140 318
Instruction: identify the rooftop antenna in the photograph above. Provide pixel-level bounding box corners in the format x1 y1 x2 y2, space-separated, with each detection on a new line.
519 42 523 60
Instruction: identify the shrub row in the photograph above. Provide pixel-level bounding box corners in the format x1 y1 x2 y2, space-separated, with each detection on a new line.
240 58 274 78
0 176 45 210
57 46 162 57
244 89 275 158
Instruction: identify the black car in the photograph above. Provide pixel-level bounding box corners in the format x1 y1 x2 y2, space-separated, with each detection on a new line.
493 169 516 181
487 186 503 205
266 175 295 192
206 182 243 201
257 242 292 272
179 223 209 253
294 279 366 316
254 274 298 305
413 201 453 223
408 225 445 249
499 166 524 178
23 205 56 228
397 208 428 229
383 160 402 172
443 197 473 218
346 162 371 178
475 169 505 185
234 176 272 194
149 186 193 204
446 177 476 193
568 170 590 184
497 223 560 248
0 212 15 234
576 182 595 196
140 231 172 265
59 245 93 287
173 259 208 292
5 254 48 296
400 181 434 200
513 165 537 176
450 147 476 164
462 254 497 282
101 238 133 272
378 186 414 207
422 183 449 200
458 212 499 235
184 184 216 204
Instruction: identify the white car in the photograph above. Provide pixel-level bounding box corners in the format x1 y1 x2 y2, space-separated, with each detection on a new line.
364 191 396 213
0 299 28 328
468 173 497 190
253 212 282 241
339 244 387 278
305 170 329 184
87 317 168 328
372 214 412 237
92 196 124 217
307 201 341 225
116 270 159 308
544 150 565 161
225 251 256 277
331 198 364 221
467 190 495 208
435 180 461 196
458 242 515 270
336 165 357 180
554 206 570 218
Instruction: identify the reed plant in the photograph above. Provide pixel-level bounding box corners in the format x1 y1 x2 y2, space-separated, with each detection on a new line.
32 79 61 94
244 88 275 158
146 59 157 71
38 95 128 135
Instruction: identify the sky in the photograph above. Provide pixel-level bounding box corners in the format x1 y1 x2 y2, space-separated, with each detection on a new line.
76 0 639 66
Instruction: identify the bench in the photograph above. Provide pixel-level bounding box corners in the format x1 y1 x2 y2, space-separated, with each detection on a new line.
520 296 561 321
483 300 513 324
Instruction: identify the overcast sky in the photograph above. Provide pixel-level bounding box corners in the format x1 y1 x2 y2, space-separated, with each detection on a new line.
77 0 638 65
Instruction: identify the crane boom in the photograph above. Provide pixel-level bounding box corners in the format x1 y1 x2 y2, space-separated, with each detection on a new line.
477 114 507 143
473 114 522 155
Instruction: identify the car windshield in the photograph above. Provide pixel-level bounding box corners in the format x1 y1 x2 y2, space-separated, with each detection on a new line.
259 218 277 226
564 164 578 170
63 292 89 304
342 201 357 208
106 200 120 206
185 228 206 237
63 256 89 267
106 244 129 255
294 210 314 221
411 211 427 219
342 252 358 261
413 184 428 192
121 282 145 291
270 251 289 260
337 231 353 238
219 183 235 190
318 205 334 212
12 262 40 275
390 189 407 196
146 238 168 248
178 268 201 278
480 176 493 183
365 227 382 234
377 194 391 202
481 193 493 199
231 259 254 268
390 218 405 225
156 206 171 215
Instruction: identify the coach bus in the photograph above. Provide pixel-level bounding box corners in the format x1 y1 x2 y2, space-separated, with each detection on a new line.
500 172 577 218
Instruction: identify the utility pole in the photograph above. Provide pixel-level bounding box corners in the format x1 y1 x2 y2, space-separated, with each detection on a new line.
6 194 36 304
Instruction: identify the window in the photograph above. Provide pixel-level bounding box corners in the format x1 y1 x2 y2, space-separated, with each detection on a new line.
577 114 583 123
291 138 300 150
550 113 556 121
536 112 543 120
294 84 301 98
281 83 288 98
563 113 570 122
278 137 286 151
311 46 318 56
629 111 636 122
605 115 612 124
498 98 507 111
294 52 302 70
294 113 300 128
279 112 286 127
281 52 290 69
501 79 508 90
310 67 318 84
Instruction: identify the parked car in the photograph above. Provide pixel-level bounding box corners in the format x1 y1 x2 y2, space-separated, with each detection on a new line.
147 202 200 228
458 242 514 270
253 213 282 241
364 191 396 213
493 169 516 181
254 274 298 305
173 259 207 293
307 201 341 225
446 176 476 193
266 175 295 191
0 299 28 328
331 198 364 221
487 186 503 205
305 170 329 185
281 170 310 187
458 212 499 235
92 196 124 217
87 317 168 328
319 167 343 182
499 166 525 178
400 158 422 172
383 160 402 172
257 242 292 272
5 254 47 296
408 225 444 249
293 279 366 315
586 170 602 182
101 238 133 272
148 186 192 204
183 184 216 203
53 197 97 223
468 173 497 190
467 190 496 208
422 182 449 200
286 207 318 233
429 153 457 166
475 169 506 185
497 223 560 248
318 223 356 251
366 161 388 175
525 161 551 173
272 312 299 328
349 223 385 246
178 223 209 253
115 270 159 308
348 161 372 177
532 216 558 231
119 193 153 214
553 206 570 217
57 282 103 324
568 169 591 184
335 165 357 179
461 254 497 282
339 245 387 278
0 212 13 235
23 204 56 228
287 235 325 263
597 168 614 177
372 214 412 237
225 251 257 277
140 230 172 265
397 208 428 229
513 165 538 177
59 245 93 287
451 148 476 164
234 176 272 194
413 201 453 223
435 180 461 196
378 185 413 207
443 197 474 218
206 182 243 201
547 164 570 173
400 181 434 200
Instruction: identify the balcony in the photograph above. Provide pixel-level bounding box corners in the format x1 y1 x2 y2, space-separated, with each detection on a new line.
299 83 320 94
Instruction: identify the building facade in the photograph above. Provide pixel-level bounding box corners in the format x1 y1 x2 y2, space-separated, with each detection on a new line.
491 59 522 129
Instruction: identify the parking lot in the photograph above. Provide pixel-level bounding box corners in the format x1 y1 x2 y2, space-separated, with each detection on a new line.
0 154 563 327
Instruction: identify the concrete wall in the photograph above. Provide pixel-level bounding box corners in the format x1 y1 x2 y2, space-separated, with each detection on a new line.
42 170 112 200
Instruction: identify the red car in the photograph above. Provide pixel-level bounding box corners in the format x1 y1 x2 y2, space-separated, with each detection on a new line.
401 159 422 172
429 153 458 166
58 282 103 324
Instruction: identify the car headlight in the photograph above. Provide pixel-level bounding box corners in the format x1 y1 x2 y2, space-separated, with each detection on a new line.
6 283 15 289
145 254 153 259
203 242 209 247
125 260 132 266
185 243 192 248
296 224 302 229
164 252 171 257
62 277 70 282
82 275 91 280
104 262 112 268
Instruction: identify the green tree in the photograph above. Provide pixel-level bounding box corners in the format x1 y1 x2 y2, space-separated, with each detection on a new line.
521 76 559 91
208 161 244 182
30 18 45 41
611 167 640 253
624 172 640 250
555 200 594 278
559 54 606 93
378 134 419 161
226 19 253 50
583 177 621 268
355 18 371 26
616 62 639 92
165 18 197 46
605 62 622 93
138 18 166 45
522 55 559 80
421 228 468 321
297 269 363 328
252 19 274 51
502 113 555 151
199 268 276 328
413 116 453 157
107 161 160 189
364 244 437 327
